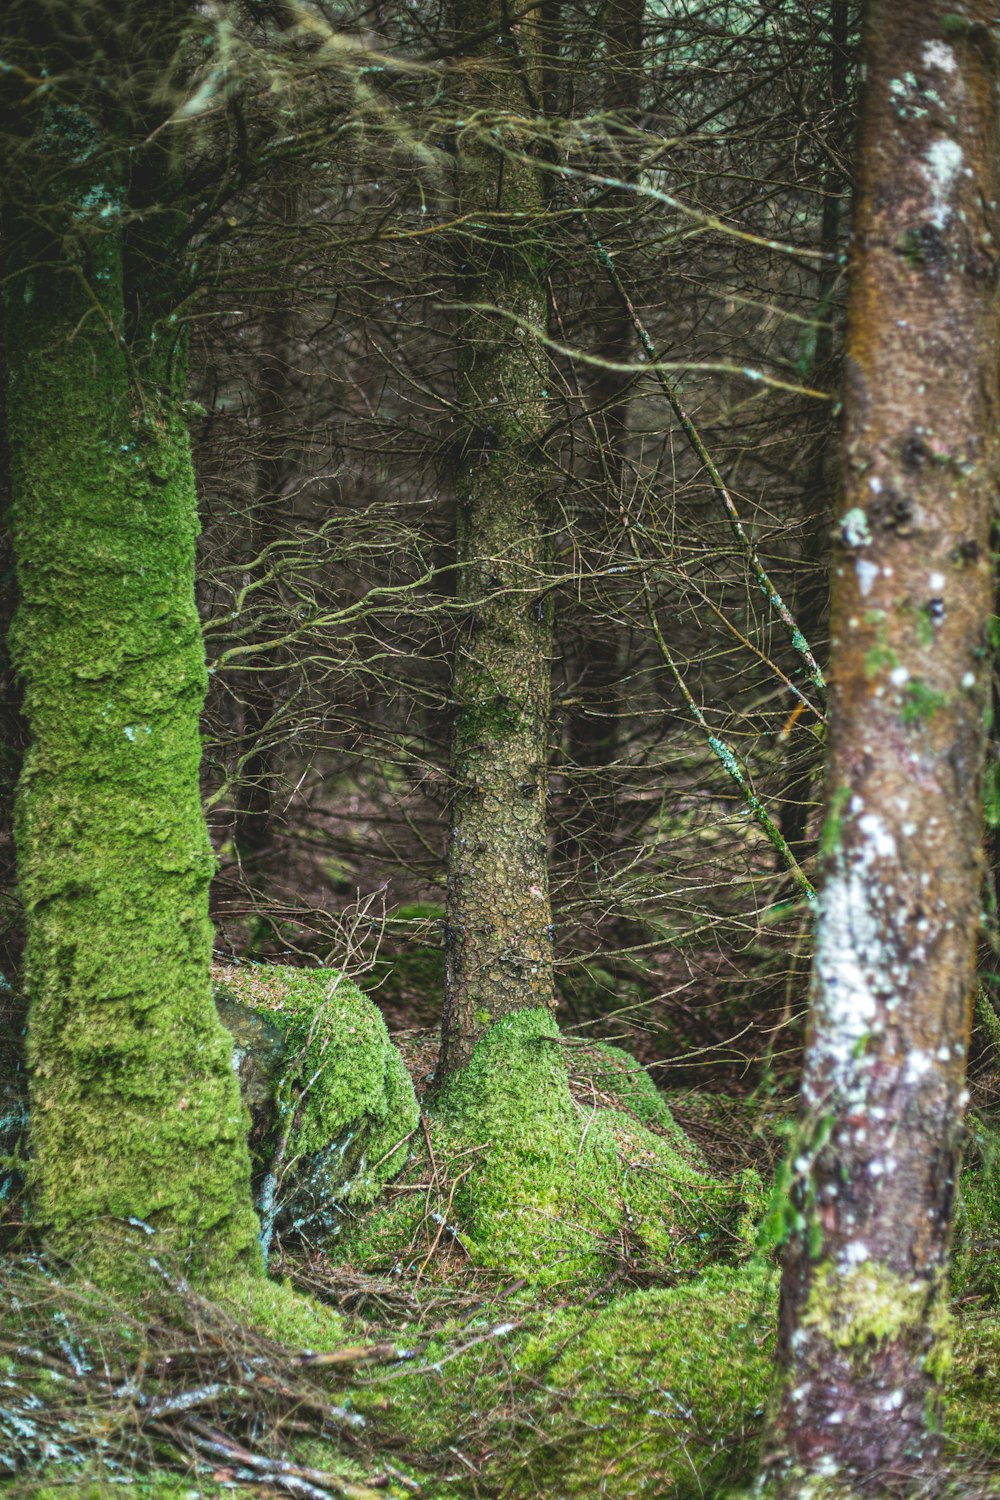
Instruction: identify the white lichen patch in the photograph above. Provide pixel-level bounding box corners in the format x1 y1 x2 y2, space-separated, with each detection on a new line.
922 40 956 74
856 559 879 597
841 508 872 547
805 810 907 1106
857 813 896 861
808 866 879 1102
905 1049 933 1083
923 138 964 228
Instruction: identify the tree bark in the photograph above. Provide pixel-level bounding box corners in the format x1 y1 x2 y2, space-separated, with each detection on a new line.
4 123 259 1279
762 2 999 1490
437 0 556 1082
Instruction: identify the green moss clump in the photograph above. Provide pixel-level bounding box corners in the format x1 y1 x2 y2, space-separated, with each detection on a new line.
513 1266 775 1497
340 1008 749 1285
380 1264 775 1499
952 1112 1000 1304
566 1039 704 1156
803 1260 922 1348
947 1308 1000 1457
213 963 419 1236
205 1267 346 1350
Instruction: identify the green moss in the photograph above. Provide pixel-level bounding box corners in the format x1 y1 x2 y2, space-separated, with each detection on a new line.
567 1039 706 1161
515 1267 774 1497
947 1308 1000 1456
379 1264 775 1499
864 643 899 679
341 1009 749 1285
819 782 852 861
953 1112 1000 1304
213 963 419 1236
4 163 257 1281
901 679 949 725
803 1259 950 1375
16 1481 229 1500
205 1267 346 1350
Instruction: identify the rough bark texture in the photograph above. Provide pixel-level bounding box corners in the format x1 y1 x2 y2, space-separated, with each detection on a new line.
763 3 999 1492
438 0 556 1081
4 138 259 1279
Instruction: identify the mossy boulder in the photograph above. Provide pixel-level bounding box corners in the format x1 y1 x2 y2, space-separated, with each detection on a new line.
565 1038 708 1159
212 963 419 1239
339 1007 758 1286
510 1265 775 1497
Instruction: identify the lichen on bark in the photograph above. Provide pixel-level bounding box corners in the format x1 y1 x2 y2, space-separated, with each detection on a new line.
3 135 258 1280
762 2 1000 1491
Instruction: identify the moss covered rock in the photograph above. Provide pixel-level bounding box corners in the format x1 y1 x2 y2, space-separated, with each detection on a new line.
339 1008 755 1286
509 1265 775 1497
565 1039 707 1160
212 963 419 1241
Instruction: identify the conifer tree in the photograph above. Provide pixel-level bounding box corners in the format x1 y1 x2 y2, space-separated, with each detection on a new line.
438 0 557 1081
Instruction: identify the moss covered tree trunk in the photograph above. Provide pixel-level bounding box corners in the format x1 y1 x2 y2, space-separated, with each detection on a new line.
3 135 259 1277
762 3 999 1491
437 0 556 1082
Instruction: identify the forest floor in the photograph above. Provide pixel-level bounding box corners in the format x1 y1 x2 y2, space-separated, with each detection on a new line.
3 1233 1000 1500
4 1013 1000 1500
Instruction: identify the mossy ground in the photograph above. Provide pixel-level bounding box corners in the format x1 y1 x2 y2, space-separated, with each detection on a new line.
337 1008 760 1287
953 1111 1000 1303
5 1194 1000 1500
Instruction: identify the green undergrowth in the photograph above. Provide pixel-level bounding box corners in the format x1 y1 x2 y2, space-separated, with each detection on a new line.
10 1478 231 1499
367 1262 777 1499
947 1307 1000 1458
0 1256 378 1499
338 1007 762 1287
953 1110 1000 1303
205 1266 347 1348
212 962 419 1237
5 1248 1000 1500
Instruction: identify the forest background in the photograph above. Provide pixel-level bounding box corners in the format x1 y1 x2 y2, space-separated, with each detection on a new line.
2 1 1000 1498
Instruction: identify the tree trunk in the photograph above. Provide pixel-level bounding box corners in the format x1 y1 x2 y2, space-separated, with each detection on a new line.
437 0 556 1082
762 2 999 1490
4 136 259 1280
